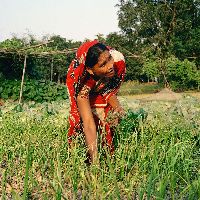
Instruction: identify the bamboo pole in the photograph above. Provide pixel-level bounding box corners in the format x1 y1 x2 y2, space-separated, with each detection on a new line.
0 48 77 57
18 40 54 51
19 55 27 104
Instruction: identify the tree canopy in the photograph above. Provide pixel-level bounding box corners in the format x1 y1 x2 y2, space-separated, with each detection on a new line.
0 0 200 92
116 0 200 87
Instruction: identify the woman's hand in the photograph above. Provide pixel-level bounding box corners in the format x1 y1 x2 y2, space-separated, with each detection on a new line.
107 95 125 126
108 106 124 126
113 106 125 116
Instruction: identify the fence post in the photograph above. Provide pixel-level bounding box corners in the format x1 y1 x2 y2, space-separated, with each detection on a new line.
19 55 27 104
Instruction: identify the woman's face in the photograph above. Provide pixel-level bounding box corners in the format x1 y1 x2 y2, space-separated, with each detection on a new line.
88 50 115 78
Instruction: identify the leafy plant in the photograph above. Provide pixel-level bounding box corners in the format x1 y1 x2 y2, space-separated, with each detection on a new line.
166 56 199 91
0 79 68 102
114 108 148 147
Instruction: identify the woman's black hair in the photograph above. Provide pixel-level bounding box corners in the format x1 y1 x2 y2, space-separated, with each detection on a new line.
85 43 108 68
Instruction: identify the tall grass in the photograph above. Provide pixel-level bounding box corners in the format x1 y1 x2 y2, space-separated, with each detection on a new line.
0 97 199 199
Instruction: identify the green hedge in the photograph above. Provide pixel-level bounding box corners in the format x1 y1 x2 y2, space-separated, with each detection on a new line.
0 79 68 102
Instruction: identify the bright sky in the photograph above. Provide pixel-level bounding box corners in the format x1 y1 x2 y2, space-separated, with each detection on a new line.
0 0 120 42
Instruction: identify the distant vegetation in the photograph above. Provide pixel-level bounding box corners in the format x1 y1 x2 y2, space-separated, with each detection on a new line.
0 79 68 102
0 0 199 102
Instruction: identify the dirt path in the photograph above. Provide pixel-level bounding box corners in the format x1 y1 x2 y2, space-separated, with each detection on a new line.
121 88 200 101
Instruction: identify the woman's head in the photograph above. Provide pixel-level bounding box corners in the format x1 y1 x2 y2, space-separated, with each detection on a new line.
85 43 115 78
85 43 108 67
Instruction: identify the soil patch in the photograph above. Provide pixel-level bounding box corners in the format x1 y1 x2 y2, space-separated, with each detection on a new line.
123 88 200 101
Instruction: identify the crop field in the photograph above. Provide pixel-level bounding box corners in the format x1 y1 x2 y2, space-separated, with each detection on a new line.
0 94 200 199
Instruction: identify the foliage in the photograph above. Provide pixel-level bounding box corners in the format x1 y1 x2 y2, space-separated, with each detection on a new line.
0 35 80 83
114 108 148 147
117 0 200 56
117 0 200 86
0 79 68 102
165 56 200 91
141 56 200 90
1 0 200 91
143 59 160 81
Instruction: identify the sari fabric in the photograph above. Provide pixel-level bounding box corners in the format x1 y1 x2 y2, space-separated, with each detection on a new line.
66 40 126 150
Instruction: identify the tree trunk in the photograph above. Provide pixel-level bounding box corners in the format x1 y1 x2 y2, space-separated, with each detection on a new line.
50 58 53 82
57 73 60 84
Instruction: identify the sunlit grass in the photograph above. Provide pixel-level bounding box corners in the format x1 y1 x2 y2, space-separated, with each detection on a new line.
118 81 163 96
0 96 199 199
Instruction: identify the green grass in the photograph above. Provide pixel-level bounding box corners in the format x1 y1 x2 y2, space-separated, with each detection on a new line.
0 96 199 199
118 81 163 95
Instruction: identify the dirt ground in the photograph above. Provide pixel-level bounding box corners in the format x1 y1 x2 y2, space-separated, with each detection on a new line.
122 88 200 101
0 89 199 107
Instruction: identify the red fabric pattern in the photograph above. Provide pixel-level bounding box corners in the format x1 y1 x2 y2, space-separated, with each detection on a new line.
66 40 126 150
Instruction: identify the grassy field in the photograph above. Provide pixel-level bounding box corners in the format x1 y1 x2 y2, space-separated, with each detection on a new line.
118 82 163 96
0 94 200 199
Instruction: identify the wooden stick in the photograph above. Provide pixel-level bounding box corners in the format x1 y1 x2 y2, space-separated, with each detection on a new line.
19 55 27 104
18 40 54 51
0 48 77 57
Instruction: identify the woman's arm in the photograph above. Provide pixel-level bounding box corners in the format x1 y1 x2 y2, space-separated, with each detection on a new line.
77 94 98 163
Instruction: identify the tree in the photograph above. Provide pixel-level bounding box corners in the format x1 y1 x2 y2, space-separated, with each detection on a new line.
117 0 200 86
0 35 81 83
166 56 199 91
0 37 25 79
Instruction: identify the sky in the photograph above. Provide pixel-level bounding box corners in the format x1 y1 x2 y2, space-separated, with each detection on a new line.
0 0 121 42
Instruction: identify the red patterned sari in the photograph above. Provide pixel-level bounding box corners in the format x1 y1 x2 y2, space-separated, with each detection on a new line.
66 40 126 150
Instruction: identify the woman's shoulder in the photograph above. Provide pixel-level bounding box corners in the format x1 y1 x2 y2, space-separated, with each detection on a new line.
109 49 125 63
81 71 97 89
109 49 126 75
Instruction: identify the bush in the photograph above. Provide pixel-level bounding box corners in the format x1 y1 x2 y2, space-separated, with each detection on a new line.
0 79 68 102
166 57 200 91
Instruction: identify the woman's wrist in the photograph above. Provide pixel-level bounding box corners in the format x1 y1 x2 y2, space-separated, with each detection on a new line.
113 106 124 114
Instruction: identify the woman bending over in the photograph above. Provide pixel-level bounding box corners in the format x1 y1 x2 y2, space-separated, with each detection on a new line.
66 40 126 163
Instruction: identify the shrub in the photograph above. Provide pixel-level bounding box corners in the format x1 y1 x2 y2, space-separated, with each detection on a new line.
166 57 200 91
0 79 68 102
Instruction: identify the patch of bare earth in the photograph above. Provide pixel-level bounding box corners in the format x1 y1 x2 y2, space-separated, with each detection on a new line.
123 88 200 101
